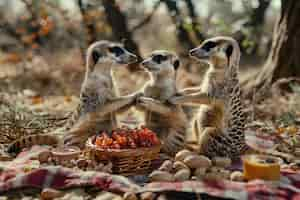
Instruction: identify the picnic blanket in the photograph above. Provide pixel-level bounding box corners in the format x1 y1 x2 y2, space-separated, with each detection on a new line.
1 146 300 199
0 146 139 194
142 169 300 200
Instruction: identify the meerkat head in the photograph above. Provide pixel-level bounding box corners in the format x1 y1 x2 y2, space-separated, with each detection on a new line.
189 36 240 70
141 50 180 77
86 40 137 72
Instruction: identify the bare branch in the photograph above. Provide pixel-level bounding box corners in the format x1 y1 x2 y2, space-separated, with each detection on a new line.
131 0 162 32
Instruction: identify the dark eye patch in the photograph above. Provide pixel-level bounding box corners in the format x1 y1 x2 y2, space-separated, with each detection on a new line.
173 59 180 70
152 54 167 64
108 46 124 56
92 51 102 64
202 41 217 51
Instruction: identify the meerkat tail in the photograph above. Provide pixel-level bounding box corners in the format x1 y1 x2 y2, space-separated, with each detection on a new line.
162 129 186 155
7 134 60 155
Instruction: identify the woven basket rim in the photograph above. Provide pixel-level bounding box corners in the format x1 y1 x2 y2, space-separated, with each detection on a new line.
86 135 162 153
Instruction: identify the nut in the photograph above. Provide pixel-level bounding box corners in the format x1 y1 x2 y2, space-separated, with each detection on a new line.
174 169 191 181
41 188 64 200
219 169 231 179
140 192 155 200
194 167 207 179
209 166 223 173
183 155 211 169
149 170 174 182
173 161 189 172
175 149 194 162
204 172 222 180
212 157 232 168
123 192 138 200
158 160 173 172
157 194 167 200
230 171 244 182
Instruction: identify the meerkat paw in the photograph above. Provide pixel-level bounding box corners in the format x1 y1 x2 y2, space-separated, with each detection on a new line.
138 97 173 114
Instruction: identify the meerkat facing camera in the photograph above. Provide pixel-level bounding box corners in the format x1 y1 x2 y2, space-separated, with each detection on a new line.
136 50 188 156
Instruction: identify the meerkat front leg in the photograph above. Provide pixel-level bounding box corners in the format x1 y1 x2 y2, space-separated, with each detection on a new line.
137 97 174 115
163 129 186 155
168 92 223 106
95 94 139 116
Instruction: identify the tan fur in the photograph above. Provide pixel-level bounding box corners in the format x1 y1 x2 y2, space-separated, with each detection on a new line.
137 50 187 156
170 37 246 158
7 41 138 154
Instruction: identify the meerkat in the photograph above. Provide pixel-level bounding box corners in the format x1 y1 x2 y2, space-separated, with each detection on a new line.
7 41 138 153
169 36 246 158
136 50 188 156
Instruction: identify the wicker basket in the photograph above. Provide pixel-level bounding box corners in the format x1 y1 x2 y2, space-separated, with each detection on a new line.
86 136 161 176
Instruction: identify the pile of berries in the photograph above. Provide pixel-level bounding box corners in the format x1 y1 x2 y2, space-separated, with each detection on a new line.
94 126 160 149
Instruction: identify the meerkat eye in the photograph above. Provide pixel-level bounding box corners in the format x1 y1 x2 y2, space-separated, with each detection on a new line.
202 41 217 51
108 46 124 57
152 55 167 64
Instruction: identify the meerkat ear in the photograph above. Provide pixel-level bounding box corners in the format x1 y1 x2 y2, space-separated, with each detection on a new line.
92 51 102 64
173 59 180 70
225 44 233 58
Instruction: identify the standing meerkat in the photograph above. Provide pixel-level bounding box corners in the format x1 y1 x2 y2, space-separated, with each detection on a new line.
7 41 138 153
169 37 246 158
137 50 188 156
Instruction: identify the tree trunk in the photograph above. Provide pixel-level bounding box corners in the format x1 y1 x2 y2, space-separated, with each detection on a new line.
248 0 271 27
102 0 141 60
162 0 195 50
243 0 300 96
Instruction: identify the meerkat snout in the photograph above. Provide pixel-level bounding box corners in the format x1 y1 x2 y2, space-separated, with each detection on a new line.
108 46 137 65
189 40 217 60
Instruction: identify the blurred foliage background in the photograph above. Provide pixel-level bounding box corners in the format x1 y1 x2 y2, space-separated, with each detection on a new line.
0 0 281 95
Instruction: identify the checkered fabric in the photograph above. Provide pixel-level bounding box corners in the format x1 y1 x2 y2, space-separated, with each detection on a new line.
0 145 300 199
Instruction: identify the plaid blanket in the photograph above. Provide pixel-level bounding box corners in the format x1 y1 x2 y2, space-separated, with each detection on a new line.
141 169 300 200
1 146 300 199
0 146 139 194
